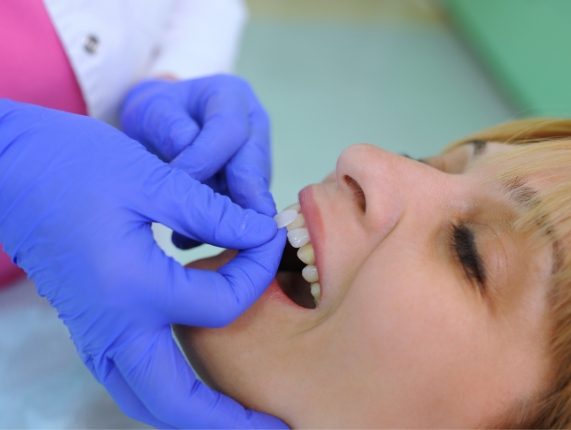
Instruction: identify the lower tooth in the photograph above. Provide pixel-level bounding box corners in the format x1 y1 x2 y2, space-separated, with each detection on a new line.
297 243 315 265
302 265 319 283
310 283 321 304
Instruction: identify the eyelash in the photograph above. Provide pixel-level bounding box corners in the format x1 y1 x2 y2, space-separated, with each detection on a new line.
449 223 486 289
401 153 427 164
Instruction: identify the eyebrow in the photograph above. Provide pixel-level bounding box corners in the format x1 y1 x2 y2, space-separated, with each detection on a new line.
468 141 563 274
470 139 487 157
402 140 486 167
501 176 563 275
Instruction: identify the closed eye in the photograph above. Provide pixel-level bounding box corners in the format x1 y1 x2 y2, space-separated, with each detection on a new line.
450 223 487 289
402 150 488 289
400 153 428 164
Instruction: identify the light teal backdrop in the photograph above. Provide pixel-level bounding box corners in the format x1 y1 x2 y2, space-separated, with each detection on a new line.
447 0 571 117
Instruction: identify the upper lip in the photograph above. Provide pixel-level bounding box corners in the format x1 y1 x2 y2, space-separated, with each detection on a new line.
298 185 326 303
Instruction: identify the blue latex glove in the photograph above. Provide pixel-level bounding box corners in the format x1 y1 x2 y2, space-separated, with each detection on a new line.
120 75 274 250
0 100 288 429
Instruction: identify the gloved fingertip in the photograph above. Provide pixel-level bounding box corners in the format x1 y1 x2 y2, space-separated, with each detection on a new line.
259 192 278 217
168 118 199 149
246 195 277 217
171 231 203 250
244 211 278 244
229 179 276 217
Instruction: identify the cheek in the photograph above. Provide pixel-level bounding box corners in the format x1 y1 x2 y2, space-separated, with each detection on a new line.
332 250 506 426
341 259 473 377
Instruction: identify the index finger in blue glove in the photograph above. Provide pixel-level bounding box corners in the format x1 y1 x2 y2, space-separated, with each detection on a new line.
224 108 276 216
170 109 275 248
112 328 289 429
136 164 277 250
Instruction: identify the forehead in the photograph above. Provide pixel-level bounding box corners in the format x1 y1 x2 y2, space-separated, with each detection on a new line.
427 141 514 174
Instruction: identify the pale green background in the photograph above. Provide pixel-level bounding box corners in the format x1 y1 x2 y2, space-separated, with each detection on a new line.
447 0 571 117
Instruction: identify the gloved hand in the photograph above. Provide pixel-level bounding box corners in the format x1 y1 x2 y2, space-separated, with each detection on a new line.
0 100 287 429
120 75 274 249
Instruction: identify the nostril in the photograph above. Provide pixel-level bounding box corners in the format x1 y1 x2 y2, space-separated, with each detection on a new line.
343 175 366 212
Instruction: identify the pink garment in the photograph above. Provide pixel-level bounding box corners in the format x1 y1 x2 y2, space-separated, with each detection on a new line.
0 246 23 286
0 0 88 287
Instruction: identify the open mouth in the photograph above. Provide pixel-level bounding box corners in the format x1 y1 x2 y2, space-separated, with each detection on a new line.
274 203 321 309
277 241 316 309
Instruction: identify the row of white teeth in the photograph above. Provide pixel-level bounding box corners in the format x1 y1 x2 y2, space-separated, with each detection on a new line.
274 203 321 305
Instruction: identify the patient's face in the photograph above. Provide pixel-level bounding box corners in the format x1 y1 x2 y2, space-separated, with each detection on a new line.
177 142 555 428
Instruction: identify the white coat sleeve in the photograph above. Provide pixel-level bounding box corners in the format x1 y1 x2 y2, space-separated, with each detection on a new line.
148 0 248 79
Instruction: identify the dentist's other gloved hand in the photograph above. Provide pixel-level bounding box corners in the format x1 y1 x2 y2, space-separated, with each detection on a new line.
120 74 273 250
0 100 287 429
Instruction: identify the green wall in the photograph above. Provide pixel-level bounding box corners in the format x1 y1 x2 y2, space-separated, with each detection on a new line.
446 0 571 116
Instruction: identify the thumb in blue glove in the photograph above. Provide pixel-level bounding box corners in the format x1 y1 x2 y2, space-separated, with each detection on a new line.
0 100 288 429
120 74 275 250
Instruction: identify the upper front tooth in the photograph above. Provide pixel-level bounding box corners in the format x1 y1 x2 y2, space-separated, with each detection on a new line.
274 208 298 228
287 213 305 230
310 283 321 304
287 227 309 248
297 243 315 265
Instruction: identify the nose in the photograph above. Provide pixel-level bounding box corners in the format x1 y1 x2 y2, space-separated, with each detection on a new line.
335 143 446 239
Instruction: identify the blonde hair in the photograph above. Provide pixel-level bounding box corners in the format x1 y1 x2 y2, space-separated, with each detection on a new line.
445 118 571 428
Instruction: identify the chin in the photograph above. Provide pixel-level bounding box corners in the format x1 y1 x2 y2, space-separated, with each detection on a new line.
175 190 335 428
174 249 310 426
